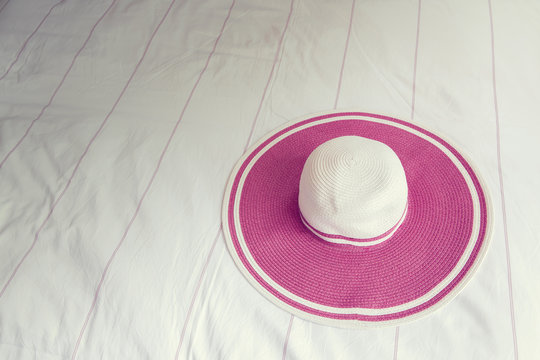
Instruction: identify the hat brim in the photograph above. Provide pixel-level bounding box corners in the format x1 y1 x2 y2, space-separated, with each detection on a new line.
222 112 492 327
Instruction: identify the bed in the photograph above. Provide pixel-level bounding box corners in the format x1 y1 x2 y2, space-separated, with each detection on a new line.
1 0 538 358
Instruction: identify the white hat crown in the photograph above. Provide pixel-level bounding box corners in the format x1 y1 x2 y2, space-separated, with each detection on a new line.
298 136 408 246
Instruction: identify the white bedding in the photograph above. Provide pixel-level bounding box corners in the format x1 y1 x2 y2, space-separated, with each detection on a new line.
1 0 538 358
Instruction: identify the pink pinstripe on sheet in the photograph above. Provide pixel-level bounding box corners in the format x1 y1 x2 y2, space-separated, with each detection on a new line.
276 0 356 354
410 0 422 122
244 0 295 150
393 326 400 360
277 0 356 350
22 0 230 357
68 0 236 356
275 0 358 348
174 1 295 357
0 0 10 14
334 0 356 109
394 1 422 354
174 229 222 359
268 1 295 355
0 0 120 299
487 0 518 358
282 314 294 360
0 0 67 81
0 0 118 170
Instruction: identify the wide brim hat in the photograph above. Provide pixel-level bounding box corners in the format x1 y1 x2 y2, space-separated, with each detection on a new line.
222 112 492 327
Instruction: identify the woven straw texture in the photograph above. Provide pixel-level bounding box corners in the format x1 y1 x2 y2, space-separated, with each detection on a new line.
222 112 491 327
298 135 408 245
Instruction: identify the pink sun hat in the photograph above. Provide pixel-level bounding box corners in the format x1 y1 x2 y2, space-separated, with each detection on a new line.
222 112 492 327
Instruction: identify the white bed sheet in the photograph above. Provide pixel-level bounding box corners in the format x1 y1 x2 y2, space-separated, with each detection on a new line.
1 0 539 359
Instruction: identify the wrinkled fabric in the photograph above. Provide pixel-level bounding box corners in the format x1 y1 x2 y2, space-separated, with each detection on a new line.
0 0 538 358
